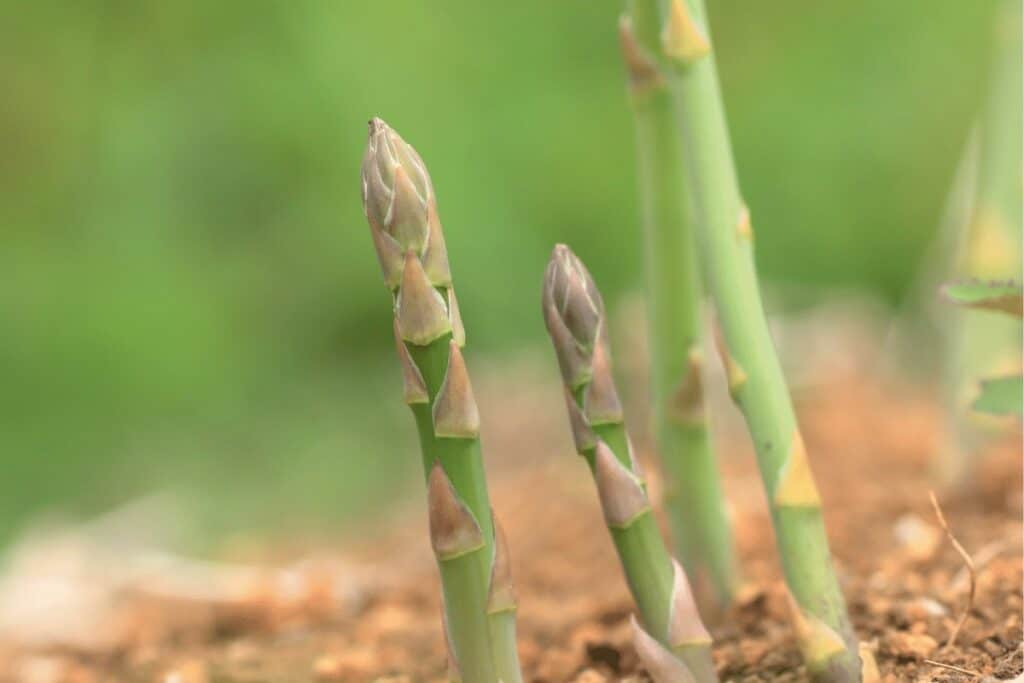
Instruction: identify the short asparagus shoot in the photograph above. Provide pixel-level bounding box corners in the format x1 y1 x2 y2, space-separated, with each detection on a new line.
360 118 522 683
542 245 717 683
632 0 860 678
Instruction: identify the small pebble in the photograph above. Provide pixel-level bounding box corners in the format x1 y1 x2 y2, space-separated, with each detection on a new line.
570 669 607 683
883 632 938 660
312 655 345 681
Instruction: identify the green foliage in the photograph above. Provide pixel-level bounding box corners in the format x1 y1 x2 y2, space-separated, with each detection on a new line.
973 375 1024 415
942 280 1023 317
941 279 1023 416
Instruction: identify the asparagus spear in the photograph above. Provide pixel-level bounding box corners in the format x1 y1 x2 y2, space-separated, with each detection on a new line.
628 1 860 679
618 3 738 609
361 118 522 683
542 245 717 683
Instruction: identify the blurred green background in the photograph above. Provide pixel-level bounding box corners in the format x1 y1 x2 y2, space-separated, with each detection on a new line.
0 1 1008 544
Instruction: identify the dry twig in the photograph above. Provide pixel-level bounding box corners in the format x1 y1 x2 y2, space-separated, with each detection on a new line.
923 658 983 678
928 490 976 649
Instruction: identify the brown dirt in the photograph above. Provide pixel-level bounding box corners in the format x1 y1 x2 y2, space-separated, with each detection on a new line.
2 353 1021 682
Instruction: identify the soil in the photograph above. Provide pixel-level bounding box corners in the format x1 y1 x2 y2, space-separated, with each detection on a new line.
2 340 1021 682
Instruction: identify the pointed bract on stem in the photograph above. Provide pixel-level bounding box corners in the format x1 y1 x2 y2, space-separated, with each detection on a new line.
584 340 625 424
712 316 747 397
668 559 712 648
428 461 484 560
619 15 664 93
632 616 698 683
594 441 651 528
433 341 481 439
397 252 451 345
564 386 598 452
487 515 517 614
543 300 592 390
773 431 821 508
784 590 848 669
393 318 429 405
448 288 466 346
667 346 704 425
661 0 711 64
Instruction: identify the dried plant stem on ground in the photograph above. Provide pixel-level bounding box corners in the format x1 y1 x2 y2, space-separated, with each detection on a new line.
618 2 737 609
929 491 977 650
640 0 860 678
542 245 717 682
360 118 521 683
923 659 984 678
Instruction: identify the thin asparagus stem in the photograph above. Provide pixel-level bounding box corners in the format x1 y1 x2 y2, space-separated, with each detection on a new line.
619 7 737 608
632 1 860 678
361 118 522 683
543 245 718 683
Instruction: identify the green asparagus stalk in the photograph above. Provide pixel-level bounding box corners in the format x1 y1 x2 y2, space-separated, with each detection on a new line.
542 245 717 683
361 118 522 683
630 1 860 679
971 0 1023 273
940 0 1023 485
618 7 737 608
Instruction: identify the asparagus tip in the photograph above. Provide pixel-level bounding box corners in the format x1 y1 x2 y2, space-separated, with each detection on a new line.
432 340 481 439
660 0 711 64
773 430 822 508
594 441 650 528
543 244 604 352
667 558 712 649
362 119 432 251
427 461 485 560
397 251 452 346
631 615 699 683
542 244 606 390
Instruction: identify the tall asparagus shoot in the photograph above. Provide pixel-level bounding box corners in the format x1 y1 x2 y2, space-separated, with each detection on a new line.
361 118 522 683
619 7 737 607
940 0 1023 485
632 1 860 679
543 245 718 683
